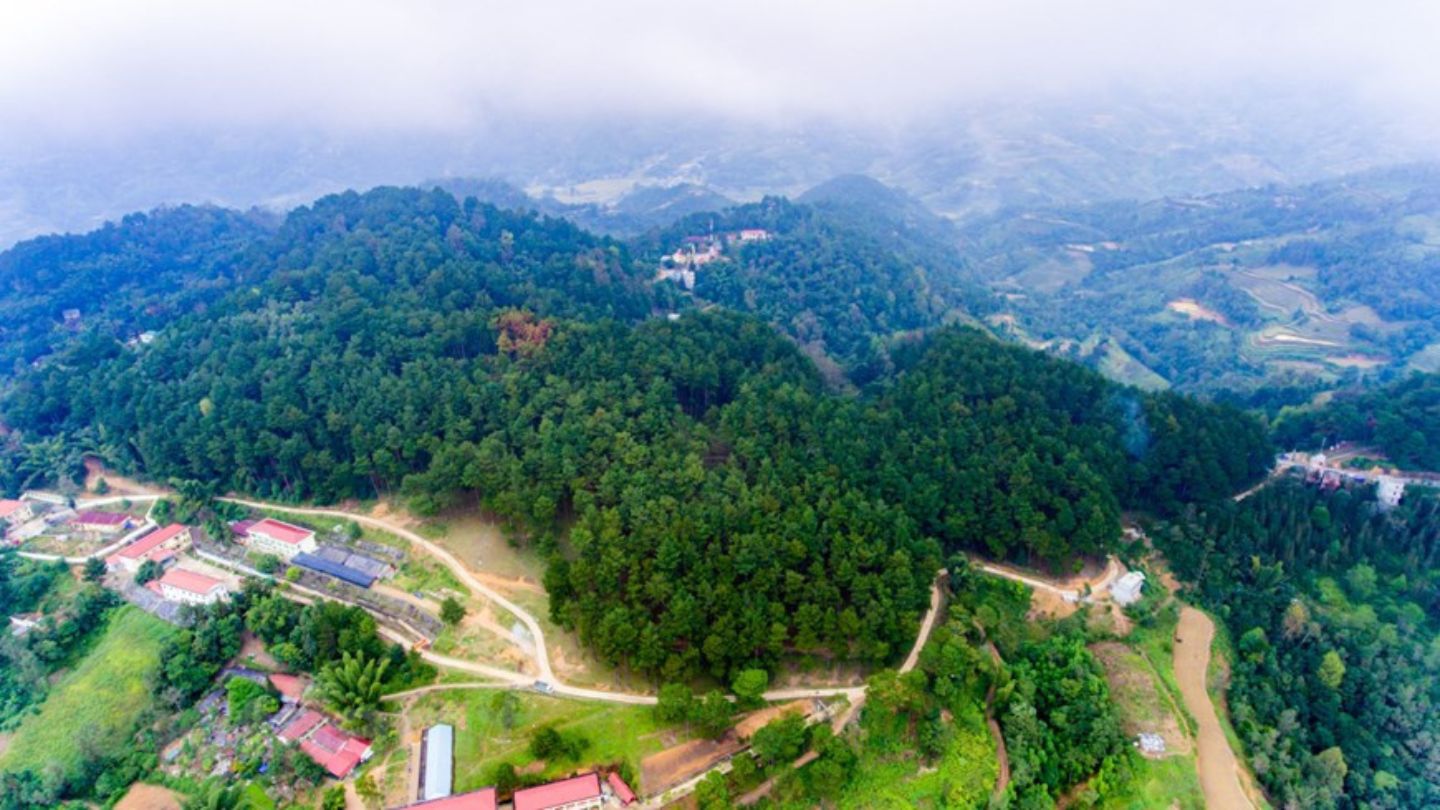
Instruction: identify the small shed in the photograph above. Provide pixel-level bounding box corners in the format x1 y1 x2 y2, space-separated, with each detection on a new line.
421 723 455 801
1110 571 1146 606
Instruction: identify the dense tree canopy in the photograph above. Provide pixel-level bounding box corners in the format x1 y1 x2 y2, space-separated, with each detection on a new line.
1157 480 1440 809
0 187 1270 681
1273 372 1440 470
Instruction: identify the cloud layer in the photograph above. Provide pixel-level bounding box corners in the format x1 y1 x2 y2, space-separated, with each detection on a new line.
3 0 1439 139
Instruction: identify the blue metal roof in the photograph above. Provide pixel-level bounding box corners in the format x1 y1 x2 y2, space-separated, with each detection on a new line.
291 552 377 588
422 723 454 800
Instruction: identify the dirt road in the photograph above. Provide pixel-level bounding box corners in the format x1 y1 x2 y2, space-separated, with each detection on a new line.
1174 606 1253 810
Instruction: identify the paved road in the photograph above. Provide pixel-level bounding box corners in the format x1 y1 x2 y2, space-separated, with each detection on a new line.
973 555 1121 602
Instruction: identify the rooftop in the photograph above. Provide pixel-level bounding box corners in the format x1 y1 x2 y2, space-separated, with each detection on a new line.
0 499 27 519
110 523 188 562
400 788 499 810
248 518 315 545
268 673 309 703
608 771 637 805
156 567 225 596
423 724 455 801
513 772 602 810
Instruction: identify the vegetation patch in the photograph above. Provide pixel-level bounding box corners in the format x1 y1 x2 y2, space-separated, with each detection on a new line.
0 606 177 781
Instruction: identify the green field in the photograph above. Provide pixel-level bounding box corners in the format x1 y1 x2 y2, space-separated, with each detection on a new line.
0 605 178 779
405 689 682 793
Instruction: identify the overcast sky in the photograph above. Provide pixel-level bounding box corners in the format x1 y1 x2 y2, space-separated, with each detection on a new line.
3 0 1439 140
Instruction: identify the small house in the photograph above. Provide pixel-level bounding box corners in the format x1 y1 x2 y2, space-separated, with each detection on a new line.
0 499 35 526
1377 476 1405 509
72 510 132 534
150 567 229 605
1110 571 1146 606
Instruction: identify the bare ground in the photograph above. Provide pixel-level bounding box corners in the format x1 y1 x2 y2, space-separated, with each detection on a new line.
114 783 182 810
1175 607 1253 809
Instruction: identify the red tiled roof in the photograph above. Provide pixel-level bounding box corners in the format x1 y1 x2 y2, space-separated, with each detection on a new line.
608 772 637 805
402 788 499 810
268 673 308 702
109 524 188 563
298 720 371 778
0 500 26 519
311 724 349 753
74 510 129 526
278 709 325 743
513 773 602 810
247 518 314 545
156 567 225 596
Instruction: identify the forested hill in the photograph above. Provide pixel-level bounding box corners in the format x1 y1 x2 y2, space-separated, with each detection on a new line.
0 185 1270 678
1273 372 1440 469
0 205 275 376
637 196 992 383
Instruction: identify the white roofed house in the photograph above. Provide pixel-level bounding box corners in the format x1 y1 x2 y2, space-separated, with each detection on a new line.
420 723 455 801
1376 476 1405 509
1110 571 1146 606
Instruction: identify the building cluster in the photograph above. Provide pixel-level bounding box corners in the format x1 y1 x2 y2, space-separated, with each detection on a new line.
231 517 397 589
276 708 374 779
655 228 770 290
1282 451 1414 509
402 723 636 810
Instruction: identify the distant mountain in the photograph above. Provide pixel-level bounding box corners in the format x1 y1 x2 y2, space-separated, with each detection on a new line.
960 164 1440 392
426 176 734 237
798 174 966 271
3 91 1424 249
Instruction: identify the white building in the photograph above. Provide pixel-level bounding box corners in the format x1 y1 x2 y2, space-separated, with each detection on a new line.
153 567 229 605
1110 571 1146 606
1376 476 1405 509
241 518 318 559
421 724 455 801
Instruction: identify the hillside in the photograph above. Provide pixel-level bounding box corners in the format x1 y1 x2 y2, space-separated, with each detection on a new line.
961 164 1440 392
0 187 1269 681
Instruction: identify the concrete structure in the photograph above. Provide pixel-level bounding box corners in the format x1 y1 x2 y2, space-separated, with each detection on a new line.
400 788 498 810
151 567 229 605
0 499 35 525
513 772 603 810
240 518 317 559
107 523 191 572
1137 732 1166 754
1110 571 1146 606
1377 476 1405 509
420 723 455 801
72 510 132 534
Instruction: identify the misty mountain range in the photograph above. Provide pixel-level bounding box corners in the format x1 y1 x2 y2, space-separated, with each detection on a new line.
1 92 1425 249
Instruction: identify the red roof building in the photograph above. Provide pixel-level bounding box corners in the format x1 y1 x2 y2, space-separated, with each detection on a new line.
513 773 603 810
107 523 191 571
607 772 637 805
241 518 318 559
72 510 131 533
153 567 228 605
278 708 372 778
278 709 325 743
0 499 33 523
400 788 498 810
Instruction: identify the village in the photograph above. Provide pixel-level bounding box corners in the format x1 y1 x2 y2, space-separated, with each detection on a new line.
2 450 1431 810
653 227 770 290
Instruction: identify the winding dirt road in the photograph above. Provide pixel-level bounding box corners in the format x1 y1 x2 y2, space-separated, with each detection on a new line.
1175 606 1254 810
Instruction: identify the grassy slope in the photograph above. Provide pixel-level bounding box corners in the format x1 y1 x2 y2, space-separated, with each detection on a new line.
839 704 996 809
405 690 680 793
0 605 177 778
